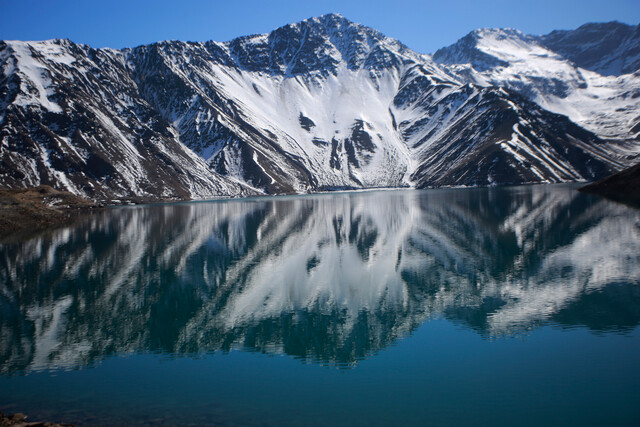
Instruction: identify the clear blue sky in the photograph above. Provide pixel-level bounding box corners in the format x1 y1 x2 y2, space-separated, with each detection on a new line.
1 0 639 53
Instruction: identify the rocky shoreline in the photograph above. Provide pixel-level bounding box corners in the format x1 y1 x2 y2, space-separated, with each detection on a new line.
579 161 640 208
0 186 103 238
0 411 74 427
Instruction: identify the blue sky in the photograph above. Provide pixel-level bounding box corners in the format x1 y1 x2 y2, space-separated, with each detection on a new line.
1 0 639 53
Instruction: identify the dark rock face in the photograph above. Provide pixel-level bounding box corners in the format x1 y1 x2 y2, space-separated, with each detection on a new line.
0 15 634 201
580 161 640 207
405 87 615 188
540 22 640 76
299 113 316 131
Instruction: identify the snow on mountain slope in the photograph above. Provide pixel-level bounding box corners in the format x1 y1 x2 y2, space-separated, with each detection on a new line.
126 14 445 192
0 15 633 200
129 43 411 192
0 39 255 201
434 25 640 145
395 81 621 187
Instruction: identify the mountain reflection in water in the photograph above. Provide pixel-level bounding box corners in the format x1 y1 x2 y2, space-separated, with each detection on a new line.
1 185 639 373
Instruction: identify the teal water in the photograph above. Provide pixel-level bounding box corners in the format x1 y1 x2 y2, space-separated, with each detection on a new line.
1 185 639 426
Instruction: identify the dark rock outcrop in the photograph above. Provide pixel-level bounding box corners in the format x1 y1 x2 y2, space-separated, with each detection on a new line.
579 161 640 207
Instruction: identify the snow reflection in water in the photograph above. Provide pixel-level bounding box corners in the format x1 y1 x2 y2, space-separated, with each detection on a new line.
1 185 639 373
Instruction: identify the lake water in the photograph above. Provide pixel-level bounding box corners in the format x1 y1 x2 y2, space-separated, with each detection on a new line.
1 185 639 426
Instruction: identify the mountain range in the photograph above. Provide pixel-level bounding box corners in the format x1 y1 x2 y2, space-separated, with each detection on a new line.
1 14 638 202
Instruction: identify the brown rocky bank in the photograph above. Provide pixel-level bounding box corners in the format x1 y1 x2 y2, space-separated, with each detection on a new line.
0 185 102 237
0 411 73 427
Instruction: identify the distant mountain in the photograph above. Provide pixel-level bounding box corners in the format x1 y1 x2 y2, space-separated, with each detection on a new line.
540 22 640 76
0 14 637 201
434 22 640 142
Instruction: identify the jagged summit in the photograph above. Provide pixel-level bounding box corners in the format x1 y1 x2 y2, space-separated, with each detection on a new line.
291 12 356 30
236 13 377 42
297 12 395 45
309 12 349 22
463 27 530 41
219 13 416 76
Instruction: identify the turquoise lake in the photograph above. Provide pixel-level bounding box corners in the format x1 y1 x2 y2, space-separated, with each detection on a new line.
1 184 639 426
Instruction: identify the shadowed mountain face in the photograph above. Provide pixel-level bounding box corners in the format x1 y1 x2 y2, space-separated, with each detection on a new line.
1 185 638 373
0 15 634 201
540 22 640 77
579 161 640 207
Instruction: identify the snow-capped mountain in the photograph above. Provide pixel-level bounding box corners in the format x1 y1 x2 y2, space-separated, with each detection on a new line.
0 39 257 202
0 14 637 201
434 22 640 143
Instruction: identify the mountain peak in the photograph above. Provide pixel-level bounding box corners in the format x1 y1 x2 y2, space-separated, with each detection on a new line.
224 13 412 75
281 13 381 42
308 12 350 25
470 27 527 39
432 28 524 71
